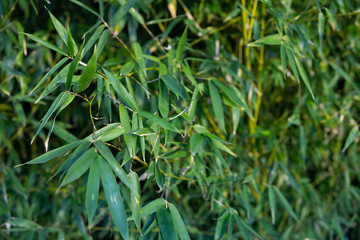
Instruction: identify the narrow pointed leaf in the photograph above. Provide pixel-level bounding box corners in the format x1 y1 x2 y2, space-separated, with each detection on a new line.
99 157 129 240
268 186 276 224
158 81 169 118
176 27 188 64
342 127 358 152
16 140 85 167
161 74 189 100
190 132 204 155
129 171 141 232
103 68 138 111
248 34 282 46
93 140 132 189
66 41 84 90
139 111 180 133
119 105 134 157
86 156 100 226
157 208 177 240
60 147 97 187
47 10 68 45
24 33 67 56
168 203 191 240
294 56 315 99
209 80 225 131
30 58 68 94
76 46 97 92
272 186 299 222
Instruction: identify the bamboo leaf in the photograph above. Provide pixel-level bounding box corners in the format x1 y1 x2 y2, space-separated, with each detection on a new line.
157 208 177 240
66 40 84 90
141 198 166 218
93 140 132 189
66 28 77 57
30 58 68 95
190 132 204 155
47 9 68 46
294 55 315 100
129 171 141 232
211 78 252 118
268 186 276 224
103 68 138 111
342 127 358 152
209 80 225 131
160 74 189 100
69 0 101 17
139 111 180 133
16 140 85 167
119 105 134 157
158 81 169 118
168 203 191 240
273 186 299 222
86 156 100 227
248 34 282 47
59 147 97 187
176 26 188 64
76 46 97 92
99 156 129 240
24 33 67 56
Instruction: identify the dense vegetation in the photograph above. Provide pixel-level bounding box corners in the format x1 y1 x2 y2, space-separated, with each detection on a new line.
1 0 360 239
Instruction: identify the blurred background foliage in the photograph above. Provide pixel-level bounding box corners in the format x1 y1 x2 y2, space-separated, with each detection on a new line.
0 0 360 239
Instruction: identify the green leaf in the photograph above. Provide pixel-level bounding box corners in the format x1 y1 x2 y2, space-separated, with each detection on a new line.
160 74 189 100
119 105 135 157
133 42 146 77
211 78 252 118
66 40 84 90
16 140 85 167
141 198 166 218
300 125 306 162
325 8 340 31
272 186 299 222
227 214 233 240
176 26 188 64
76 46 97 92
168 203 191 240
280 43 287 77
285 48 300 83
181 62 197 86
103 68 138 111
47 9 68 46
67 28 77 57
97 29 109 59
99 156 129 240
190 132 204 155
139 111 181 133
59 147 97 187
30 57 68 95
120 61 136 75
215 212 228 240
188 86 199 120
83 25 105 57
36 63 71 103
318 11 325 49
268 186 276 224
86 156 100 227
24 33 67 56
69 0 100 17
294 56 315 100
110 0 138 25
209 80 225 131
234 215 263 240
32 92 75 143
93 140 132 189
129 171 141 232
342 127 358 152
158 81 169 118
247 34 282 47
157 208 177 240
